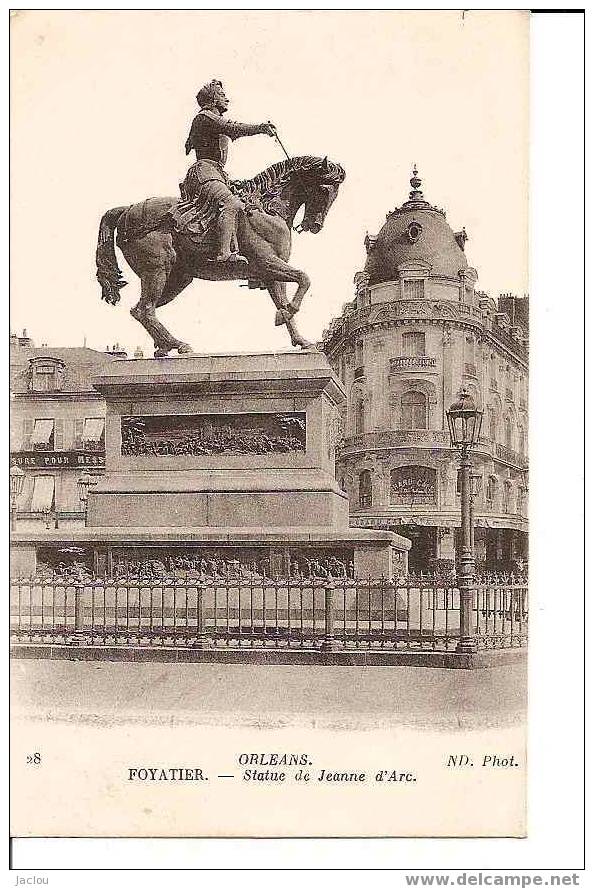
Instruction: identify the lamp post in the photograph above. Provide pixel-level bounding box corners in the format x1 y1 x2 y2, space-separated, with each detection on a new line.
77 472 97 524
469 470 482 559
456 468 482 557
10 464 25 532
447 388 483 654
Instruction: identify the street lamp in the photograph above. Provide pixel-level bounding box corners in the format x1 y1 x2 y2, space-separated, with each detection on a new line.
447 388 483 654
77 472 97 524
10 464 25 532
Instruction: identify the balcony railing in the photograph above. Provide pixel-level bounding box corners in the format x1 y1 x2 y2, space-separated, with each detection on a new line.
389 356 436 372
496 443 527 467
338 430 450 453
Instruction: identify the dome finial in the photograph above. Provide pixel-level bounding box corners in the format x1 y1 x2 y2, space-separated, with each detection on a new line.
409 164 423 200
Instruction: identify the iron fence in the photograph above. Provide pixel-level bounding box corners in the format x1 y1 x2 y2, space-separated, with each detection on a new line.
10 574 528 653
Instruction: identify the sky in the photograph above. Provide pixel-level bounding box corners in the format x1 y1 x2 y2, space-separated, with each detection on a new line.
10 10 529 356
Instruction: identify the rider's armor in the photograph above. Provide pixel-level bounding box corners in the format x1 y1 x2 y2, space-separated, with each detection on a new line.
180 109 269 262
185 108 264 167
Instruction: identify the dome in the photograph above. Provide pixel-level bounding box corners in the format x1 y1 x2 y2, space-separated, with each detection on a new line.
364 168 468 285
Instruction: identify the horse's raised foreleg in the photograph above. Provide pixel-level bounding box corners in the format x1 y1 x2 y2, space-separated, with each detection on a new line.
256 257 310 326
266 282 313 349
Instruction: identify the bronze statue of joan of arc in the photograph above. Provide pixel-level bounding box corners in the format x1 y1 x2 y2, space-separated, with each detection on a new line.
96 79 346 357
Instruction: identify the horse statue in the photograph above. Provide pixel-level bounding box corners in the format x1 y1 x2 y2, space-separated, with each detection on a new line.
95 155 346 357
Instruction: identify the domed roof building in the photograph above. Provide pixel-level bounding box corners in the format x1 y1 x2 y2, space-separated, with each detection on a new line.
364 167 469 285
322 169 529 574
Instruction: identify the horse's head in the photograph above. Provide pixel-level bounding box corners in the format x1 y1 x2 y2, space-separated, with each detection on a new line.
296 157 346 234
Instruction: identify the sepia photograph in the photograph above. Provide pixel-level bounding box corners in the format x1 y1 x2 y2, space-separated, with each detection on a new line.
9 9 535 843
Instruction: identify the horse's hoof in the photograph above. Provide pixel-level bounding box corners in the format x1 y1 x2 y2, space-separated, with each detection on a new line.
293 338 313 350
177 342 193 354
154 347 171 358
274 309 291 326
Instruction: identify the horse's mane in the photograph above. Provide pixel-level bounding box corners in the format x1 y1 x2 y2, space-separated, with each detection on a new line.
232 156 345 214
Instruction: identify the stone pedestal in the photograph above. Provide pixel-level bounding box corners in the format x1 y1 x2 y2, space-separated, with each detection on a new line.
89 351 349 531
12 352 410 579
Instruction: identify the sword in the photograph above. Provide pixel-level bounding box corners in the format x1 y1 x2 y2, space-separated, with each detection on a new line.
267 123 309 232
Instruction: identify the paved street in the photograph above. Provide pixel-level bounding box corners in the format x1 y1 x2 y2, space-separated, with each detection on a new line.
11 658 526 730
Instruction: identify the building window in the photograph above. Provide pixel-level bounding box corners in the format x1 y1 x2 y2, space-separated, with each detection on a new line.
28 358 65 393
355 340 364 367
490 354 498 388
486 476 496 503
359 470 372 508
30 475 55 513
503 482 512 513
403 280 425 299
81 418 105 451
30 419 54 450
488 407 496 441
73 418 105 450
505 417 512 450
354 397 365 435
518 426 525 457
464 337 476 375
401 391 427 430
402 332 425 357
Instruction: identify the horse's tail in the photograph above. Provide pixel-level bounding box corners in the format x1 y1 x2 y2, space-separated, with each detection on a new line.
96 205 129 306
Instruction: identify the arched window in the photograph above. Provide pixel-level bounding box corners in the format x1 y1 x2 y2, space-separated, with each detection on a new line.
359 470 372 508
354 397 365 435
401 391 427 430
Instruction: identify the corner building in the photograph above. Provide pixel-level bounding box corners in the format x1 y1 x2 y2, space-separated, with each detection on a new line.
322 170 528 573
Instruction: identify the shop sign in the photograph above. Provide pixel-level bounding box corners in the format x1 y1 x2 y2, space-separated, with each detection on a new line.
11 450 105 468
390 466 437 505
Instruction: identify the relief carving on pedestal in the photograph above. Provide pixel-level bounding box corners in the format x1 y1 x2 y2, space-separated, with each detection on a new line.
121 412 306 457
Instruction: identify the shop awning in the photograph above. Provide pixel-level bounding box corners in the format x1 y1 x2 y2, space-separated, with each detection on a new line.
30 419 54 446
81 418 105 444
31 476 55 513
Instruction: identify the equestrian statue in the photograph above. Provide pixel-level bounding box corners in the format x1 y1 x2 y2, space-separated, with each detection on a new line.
96 79 346 356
